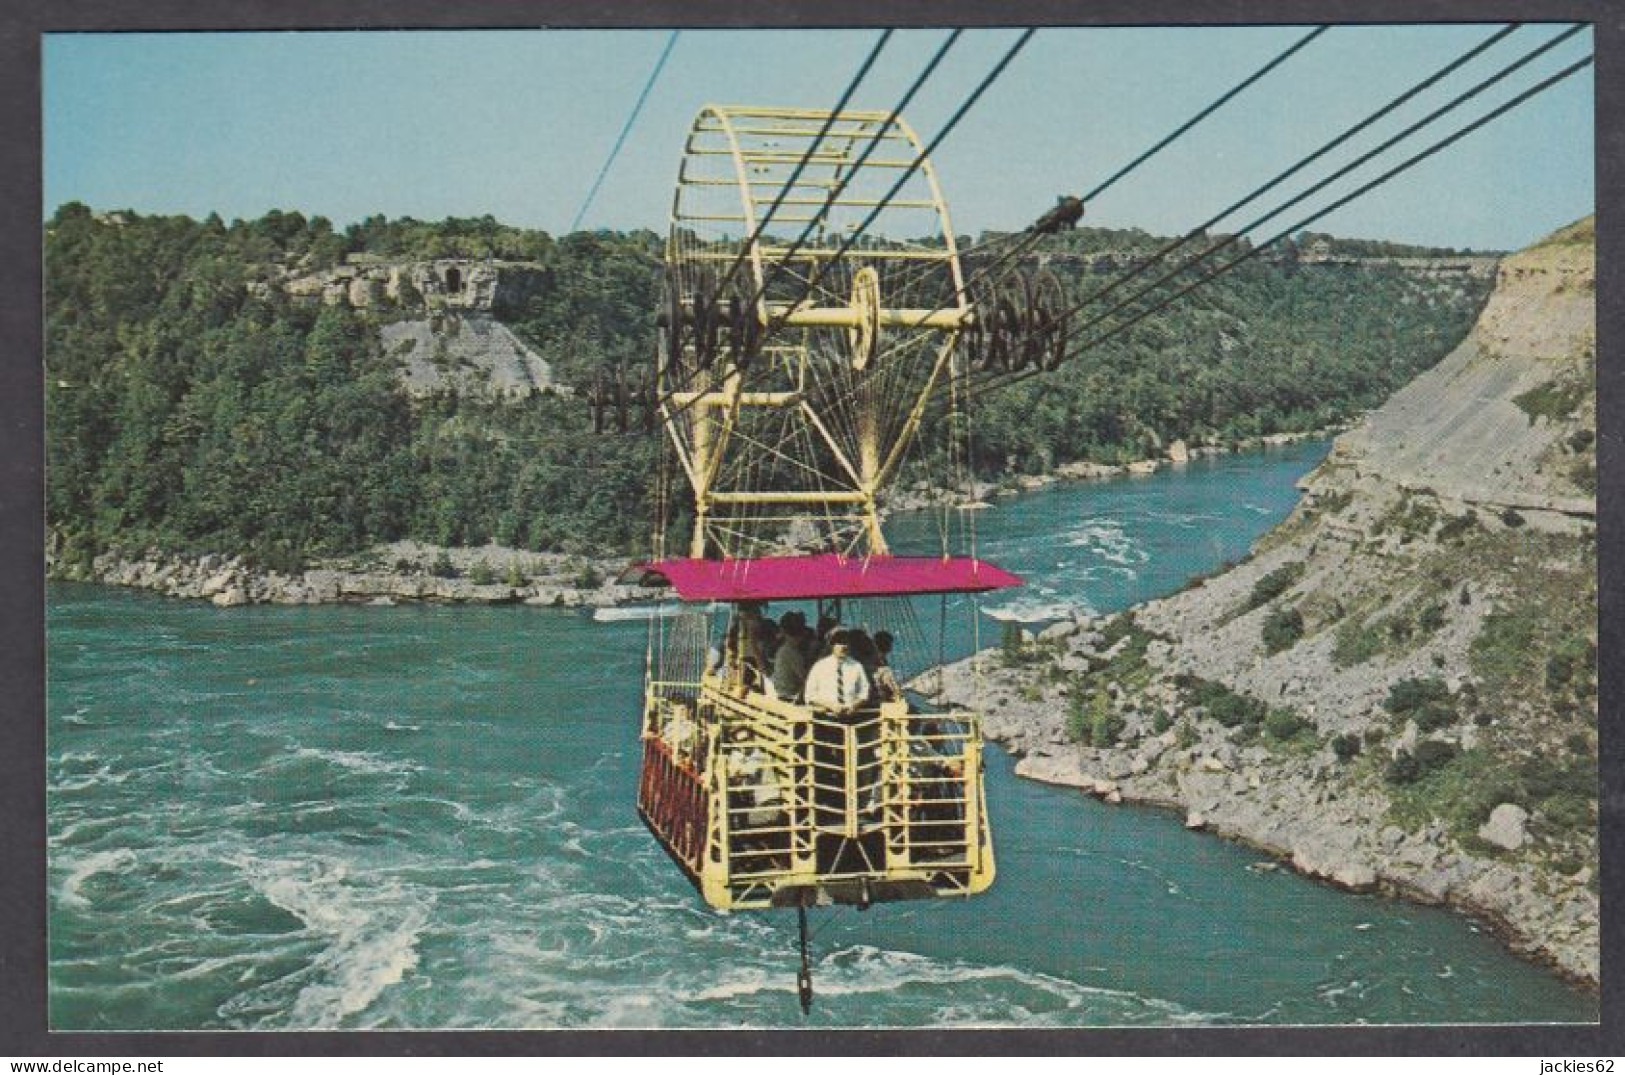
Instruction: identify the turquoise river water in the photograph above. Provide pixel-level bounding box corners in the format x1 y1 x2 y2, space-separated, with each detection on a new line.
46 440 1596 1029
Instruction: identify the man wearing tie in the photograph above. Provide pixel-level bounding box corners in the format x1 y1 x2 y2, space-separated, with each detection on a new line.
803 630 872 716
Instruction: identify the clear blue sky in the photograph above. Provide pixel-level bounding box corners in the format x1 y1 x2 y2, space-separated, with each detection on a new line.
43 24 1594 252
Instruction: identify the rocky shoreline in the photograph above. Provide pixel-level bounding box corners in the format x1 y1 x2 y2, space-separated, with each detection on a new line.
902 221 1601 992
49 427 1343 610
51 540 640 610
914 616 1598 992
883 427 1341 515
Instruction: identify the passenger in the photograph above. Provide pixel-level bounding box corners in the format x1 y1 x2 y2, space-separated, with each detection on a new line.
803 629 871 717
847 629 879 675
666 701 698 762
758 619 782 668
726 726 789 868
726 603 772 693
771 620 810 703
812 614 840 660
872 630 903 704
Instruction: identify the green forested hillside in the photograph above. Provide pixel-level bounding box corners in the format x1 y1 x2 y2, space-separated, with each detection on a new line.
44 204 1493 572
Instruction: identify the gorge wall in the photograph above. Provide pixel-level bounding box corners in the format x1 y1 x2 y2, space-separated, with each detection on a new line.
927 217 1598 985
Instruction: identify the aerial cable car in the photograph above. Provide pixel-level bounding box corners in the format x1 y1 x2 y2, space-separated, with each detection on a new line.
626 105 1027 1011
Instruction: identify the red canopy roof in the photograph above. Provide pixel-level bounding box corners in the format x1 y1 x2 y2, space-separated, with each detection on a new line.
623 554 1023 603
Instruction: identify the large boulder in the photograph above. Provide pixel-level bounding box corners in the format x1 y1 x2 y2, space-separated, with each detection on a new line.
1478 803 1530 851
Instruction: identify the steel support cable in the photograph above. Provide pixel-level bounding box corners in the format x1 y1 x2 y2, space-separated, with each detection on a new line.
974 52 1594 402
654 29 911 414
734 29 964 310
974 22 1588 399
758 28 1038 347
1082 24 1330 204
659 29 1031 427
569 30 680 234
1051 21 1523 328
705 28 1039 464
856 24 1334 390
709 30 896 302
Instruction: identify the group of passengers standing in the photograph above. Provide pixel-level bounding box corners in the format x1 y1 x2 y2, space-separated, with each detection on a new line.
717 604 902 713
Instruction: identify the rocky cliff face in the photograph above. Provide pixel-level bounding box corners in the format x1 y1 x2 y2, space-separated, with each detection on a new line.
279 258 567 401
382 314 564 400
925 217 1597 986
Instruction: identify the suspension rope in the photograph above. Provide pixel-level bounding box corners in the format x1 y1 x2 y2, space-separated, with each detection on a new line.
973 23 1587 398
709 30 896 302
976 51 1594 401
738 30 959 306
755 29 1037 353
1083 25 1329 203
1050 21 1522 328
568 30 680 234
815 24 1336 415
653 30 966 422
854 23 1330 395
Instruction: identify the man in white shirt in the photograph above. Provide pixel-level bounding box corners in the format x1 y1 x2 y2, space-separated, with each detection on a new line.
803 630 871 716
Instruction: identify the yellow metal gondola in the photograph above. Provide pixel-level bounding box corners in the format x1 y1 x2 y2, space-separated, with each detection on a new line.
632 105 1022 1009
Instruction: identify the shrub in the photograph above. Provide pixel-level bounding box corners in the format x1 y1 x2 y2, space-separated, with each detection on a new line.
1500 508 1525 529
1247 562 1304 611
1545 634 1596 696
1331 733 1362 761
1261 606 1305 654
1512 378 1587 423
1099 612 1138 648
1542 790 1594 831
1317 489 1354 515
1417 602 1448 634
504 562 527 588
1384 678 1456 730
1413 738 1458 772
1436 511 1478 542
1569 459 1597 496
1090 705 1127 749
1264 707 1308 740
1000 620 1028 666
430 550 458 578
1333 619 1384 667
1152 711 1173 735
1065 689 1092 741
469 560 496 585
1386 751 1421 785
1176 674 1266 727
1413 705 1457 733
574 564 604 589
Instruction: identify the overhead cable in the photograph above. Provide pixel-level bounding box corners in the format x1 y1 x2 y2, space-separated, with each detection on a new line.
710 30 896 300
976 51 1594 401
1082 25 1329 203
766 28 1038 339
569 30 680 234
1052 21 1522 328
1041 22 1587 361
861 23 1336 382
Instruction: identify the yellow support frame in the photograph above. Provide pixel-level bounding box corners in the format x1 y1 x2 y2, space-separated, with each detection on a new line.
660 104 971 561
